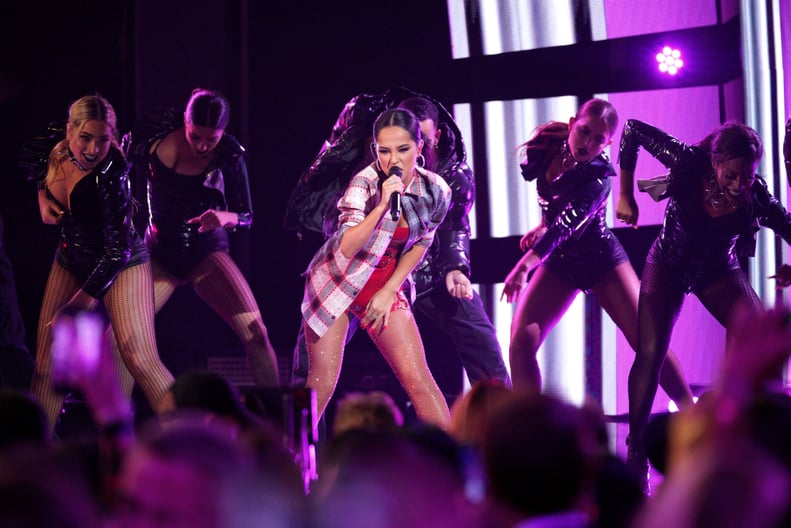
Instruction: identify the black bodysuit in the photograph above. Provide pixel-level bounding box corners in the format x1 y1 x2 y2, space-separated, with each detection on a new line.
124 109 254 279
522 142 628 293
145 154 232 278
618 118 791 442
51 148 149 298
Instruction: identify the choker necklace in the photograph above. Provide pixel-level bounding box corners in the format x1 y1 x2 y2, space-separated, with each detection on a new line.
560 141 577 171
559 140 592 172
67 149 91 171
704 176 739 211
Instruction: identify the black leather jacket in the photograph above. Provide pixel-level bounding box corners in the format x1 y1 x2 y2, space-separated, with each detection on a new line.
18 133 147 298
284 87 473 297
521 136 616 260
619 119 791 288
122 108 253 232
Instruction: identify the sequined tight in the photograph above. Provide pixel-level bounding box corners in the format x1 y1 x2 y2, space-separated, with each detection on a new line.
305 309 450 430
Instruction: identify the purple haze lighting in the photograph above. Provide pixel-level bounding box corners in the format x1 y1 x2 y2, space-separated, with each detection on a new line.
656 45 684 75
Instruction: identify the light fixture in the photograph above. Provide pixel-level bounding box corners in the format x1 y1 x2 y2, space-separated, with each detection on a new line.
656 46 684 75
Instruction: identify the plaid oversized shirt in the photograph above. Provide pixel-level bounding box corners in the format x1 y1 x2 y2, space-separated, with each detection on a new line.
301 164 451 337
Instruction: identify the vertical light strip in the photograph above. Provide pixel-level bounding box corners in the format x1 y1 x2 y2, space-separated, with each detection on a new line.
484 100 510 237
591 92 620 420
741 0 784 307
768 0 788 226
478 0 577 56
485 95 586 403
492 282 513 382
589 0 618 425
545 297 586 405
484 97 525 383
455 99 494 387
770 0 789 356
588 0 608 41
767 0 789 383
489 96 576 258
511 0 576 50
478 0 515 391
478 0 582 403
453 103 476 238
447 1 598 404
480 1 504 55
446 0 470 59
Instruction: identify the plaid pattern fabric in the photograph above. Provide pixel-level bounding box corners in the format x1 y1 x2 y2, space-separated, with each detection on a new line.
302 164 451 337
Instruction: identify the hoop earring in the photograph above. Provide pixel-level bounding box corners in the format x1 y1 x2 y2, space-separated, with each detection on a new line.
375 159 383 172
416 154 426 168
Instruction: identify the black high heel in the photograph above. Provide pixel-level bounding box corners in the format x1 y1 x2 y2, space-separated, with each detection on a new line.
626 434 650 494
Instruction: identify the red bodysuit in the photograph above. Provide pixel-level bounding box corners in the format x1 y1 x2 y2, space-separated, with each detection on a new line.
349 226 410 320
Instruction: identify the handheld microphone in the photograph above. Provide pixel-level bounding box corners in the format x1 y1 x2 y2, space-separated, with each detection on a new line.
388 166 403 221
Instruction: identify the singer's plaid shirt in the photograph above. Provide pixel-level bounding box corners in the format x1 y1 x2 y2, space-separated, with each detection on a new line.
301 164 450 337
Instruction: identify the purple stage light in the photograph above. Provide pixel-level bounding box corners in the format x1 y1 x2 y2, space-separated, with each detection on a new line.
656 45 683 75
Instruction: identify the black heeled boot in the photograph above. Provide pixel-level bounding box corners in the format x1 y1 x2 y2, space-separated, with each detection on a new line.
626 434 650 494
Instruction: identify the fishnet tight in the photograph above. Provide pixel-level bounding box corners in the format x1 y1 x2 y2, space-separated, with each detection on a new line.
628 264 763 441
164 251 279 386
31 261 174 434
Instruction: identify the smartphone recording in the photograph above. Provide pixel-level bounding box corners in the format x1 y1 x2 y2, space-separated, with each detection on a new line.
51 308 107 394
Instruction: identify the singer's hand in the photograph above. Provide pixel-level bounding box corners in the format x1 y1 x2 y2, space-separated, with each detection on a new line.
361 289 395 334
381 174 405 209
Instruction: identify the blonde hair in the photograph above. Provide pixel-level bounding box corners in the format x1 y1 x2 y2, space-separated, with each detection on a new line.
45 94 119 185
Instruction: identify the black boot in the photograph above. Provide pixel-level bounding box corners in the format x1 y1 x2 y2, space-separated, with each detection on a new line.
626 434 650 494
